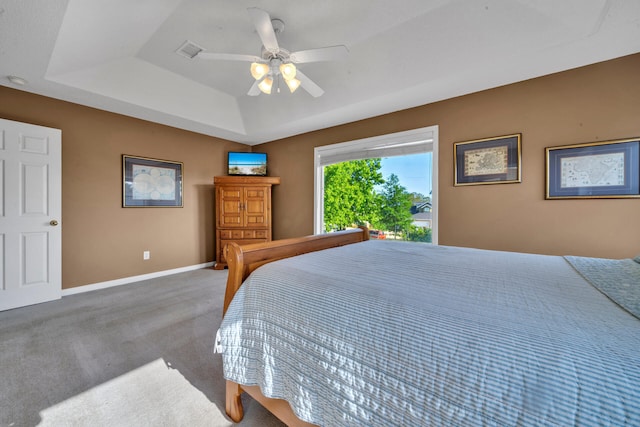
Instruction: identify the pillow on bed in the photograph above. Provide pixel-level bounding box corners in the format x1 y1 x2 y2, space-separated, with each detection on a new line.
634 254 640 264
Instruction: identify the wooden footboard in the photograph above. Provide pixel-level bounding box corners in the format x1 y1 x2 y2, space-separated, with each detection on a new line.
222 227 369 314
221 227 369 425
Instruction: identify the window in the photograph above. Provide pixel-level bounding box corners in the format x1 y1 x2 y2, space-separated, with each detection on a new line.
314 126 438 244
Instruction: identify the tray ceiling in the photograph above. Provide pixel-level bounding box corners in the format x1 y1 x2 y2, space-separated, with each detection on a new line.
1 0 639 144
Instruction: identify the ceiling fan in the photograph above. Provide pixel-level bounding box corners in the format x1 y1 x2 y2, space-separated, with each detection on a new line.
196 7 349 97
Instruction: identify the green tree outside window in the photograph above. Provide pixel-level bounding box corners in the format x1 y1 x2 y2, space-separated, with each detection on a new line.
323 159 384 231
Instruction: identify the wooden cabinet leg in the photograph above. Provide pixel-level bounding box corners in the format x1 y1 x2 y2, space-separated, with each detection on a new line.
226 380 244 422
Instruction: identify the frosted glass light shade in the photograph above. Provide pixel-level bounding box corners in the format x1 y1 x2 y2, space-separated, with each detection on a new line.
279 62 297 81
285 78 301 93
250 62 270 80
258 77 273 94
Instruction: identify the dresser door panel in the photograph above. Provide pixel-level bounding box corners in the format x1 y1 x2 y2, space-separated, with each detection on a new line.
219 187 243 227
244 187 267 227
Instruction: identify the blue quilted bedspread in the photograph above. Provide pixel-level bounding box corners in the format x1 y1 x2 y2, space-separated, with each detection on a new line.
218 240 640 426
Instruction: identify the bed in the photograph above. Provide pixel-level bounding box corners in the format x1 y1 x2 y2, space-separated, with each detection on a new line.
216 227 640 426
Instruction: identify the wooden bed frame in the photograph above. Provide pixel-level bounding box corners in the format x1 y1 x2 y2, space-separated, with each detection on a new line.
221 227 370 426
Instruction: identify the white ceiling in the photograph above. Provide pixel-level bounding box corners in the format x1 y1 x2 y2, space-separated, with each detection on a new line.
1 0 639 145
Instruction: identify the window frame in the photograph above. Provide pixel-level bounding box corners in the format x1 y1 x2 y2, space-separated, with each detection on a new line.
313 125 439 244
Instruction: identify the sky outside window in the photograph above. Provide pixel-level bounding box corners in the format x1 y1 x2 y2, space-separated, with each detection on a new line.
379 152 432 196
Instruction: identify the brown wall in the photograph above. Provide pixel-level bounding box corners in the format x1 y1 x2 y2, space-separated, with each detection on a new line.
259 53 640 259
2 53 638 292
0 86 247 289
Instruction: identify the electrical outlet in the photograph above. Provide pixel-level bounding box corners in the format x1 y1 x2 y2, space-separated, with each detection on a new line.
143 251 150 260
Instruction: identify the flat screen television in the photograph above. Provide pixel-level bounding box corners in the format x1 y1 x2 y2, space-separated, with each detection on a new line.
228 152 267 176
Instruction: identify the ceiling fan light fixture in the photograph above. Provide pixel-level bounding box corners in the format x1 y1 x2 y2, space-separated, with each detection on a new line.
258 76 273 94
285 77 301 93
279 62 296 81
250 62 270 80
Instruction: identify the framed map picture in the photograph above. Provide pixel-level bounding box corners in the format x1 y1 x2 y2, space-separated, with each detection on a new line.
546 138 640 199
123 155 183 207
454 134 521 185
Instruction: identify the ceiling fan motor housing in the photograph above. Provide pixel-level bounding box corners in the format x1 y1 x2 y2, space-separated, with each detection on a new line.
261 46 291 64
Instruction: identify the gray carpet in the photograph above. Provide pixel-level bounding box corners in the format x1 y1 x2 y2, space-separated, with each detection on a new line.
0 269 285 427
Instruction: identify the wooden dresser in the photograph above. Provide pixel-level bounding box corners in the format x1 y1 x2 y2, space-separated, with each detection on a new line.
214 176 280 269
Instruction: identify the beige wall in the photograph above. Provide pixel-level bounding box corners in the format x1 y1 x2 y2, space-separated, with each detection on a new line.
0 87 247 289
259 53 640 259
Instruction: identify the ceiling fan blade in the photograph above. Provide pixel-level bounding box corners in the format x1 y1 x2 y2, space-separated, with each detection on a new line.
196 52 261 62
247 80 261 96
247 7 279 54
296 70 324 97
289 45 349 63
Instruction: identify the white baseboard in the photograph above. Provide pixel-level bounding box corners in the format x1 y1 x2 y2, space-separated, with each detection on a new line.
61 262 216 297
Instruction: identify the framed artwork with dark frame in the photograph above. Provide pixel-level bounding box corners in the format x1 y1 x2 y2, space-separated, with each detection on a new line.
454 134 521 186
122 155 183 207
545 138 640 199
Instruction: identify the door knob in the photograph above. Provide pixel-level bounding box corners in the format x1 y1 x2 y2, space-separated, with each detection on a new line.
50 220 59 226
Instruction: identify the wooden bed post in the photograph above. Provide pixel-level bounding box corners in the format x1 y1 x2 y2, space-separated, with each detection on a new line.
226 380 244 422
223 242 245 315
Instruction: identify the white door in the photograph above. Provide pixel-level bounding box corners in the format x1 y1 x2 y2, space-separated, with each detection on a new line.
0 118 61 311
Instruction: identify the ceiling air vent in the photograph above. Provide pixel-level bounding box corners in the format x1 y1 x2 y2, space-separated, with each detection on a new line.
176 40 204 59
